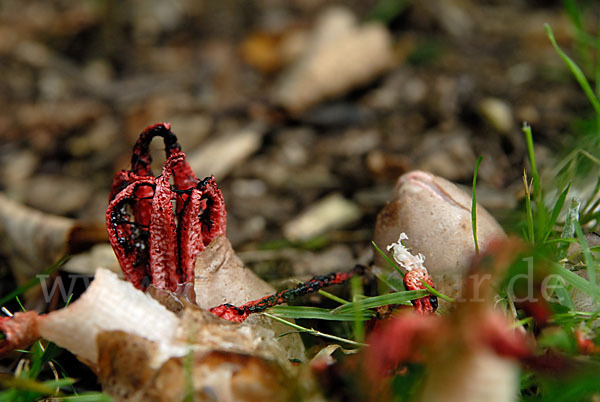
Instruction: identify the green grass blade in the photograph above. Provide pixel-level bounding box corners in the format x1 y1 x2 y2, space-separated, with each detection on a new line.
51 393 113 401
268 306 374 321
563 0 584 32
372 241 404 276
15 296 25 312
574 221 597 287
351 276 365 343
545 23 600 117
0 255 70 307
332 289 429 314
472 156 483 254
544 183 570 243
523 123 540 197
367 0 410 23
523 172 535 243
582 176 600 213
558 199 581 260
0 375 72 395
263 312 367 347
548 262 600 302
375 272 406 292
421 280 455 303
41 377 77 388
318 290 349 305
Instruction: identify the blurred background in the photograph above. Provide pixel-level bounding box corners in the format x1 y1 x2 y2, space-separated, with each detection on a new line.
0 0 592 279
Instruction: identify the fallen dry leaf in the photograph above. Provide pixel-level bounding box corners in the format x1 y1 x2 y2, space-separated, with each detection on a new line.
273 7 393 114
0 193 108 282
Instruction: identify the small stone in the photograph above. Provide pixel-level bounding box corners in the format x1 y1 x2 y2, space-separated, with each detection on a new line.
415 131 476 181
273 7 393 114
187 125 264 179
2 150 38 190
62 244 121 275
25 175 93 216
283 193 362 241
478 97 514 134
374 171 506 301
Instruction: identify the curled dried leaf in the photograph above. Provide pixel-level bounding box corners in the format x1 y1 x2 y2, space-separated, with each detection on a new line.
0 193 108 281
194 236 306 361
273 7 393 114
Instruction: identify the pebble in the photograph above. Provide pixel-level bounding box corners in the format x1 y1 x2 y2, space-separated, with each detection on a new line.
25 175 93 216
478 97 514 134
187 124 264 179
273 7 393 114
62 244 121 275
283 193 362 241
415 130 477 181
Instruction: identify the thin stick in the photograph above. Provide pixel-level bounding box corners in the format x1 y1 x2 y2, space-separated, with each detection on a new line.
262 312 367 347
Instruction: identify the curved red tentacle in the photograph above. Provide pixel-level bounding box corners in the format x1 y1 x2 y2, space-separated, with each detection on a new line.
106 178 156 289
148 153 184 291
197 176 227 247
130 123 178 177
177 187 205 284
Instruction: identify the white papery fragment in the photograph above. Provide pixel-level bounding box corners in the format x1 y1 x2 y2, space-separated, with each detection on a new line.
387 233 427 272
37 268 184 367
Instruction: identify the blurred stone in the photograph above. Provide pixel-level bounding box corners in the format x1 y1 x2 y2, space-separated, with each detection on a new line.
168 114 212 151
292 244 355 276
413 0 473 38
25 175 93 216
17 99 106 143
2 150 38 191
415 131 476 181
316 128 380 157
374 171 506 301
241 31 287 74
283 193 362 241
39 70 73 100
478 97 514 134
14 40 51 68
456 183 518 211
273 7 393 114
507 62 535 86
301 102 375 127
63 243 121 275
366 150 411 180
82 59 114 89
187 125 265 179
231 179 268 198
67 117 119 157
